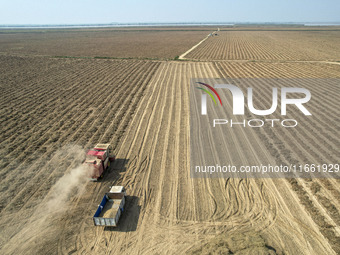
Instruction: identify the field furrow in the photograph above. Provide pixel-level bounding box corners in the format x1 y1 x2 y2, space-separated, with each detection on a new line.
1 27 339 255
186 31 340 61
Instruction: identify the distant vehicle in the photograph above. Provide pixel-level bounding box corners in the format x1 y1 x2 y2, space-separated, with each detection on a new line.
83 143 115 181
93 186 126 227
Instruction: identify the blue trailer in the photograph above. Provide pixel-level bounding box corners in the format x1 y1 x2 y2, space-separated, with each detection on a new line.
93 186 126 226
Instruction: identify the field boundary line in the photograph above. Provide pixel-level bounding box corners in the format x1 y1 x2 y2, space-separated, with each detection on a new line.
179 30 217 60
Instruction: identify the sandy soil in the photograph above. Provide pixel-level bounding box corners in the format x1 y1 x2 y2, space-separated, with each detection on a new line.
0 28 339 254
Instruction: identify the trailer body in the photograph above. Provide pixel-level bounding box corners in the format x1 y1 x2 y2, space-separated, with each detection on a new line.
93 186 126 226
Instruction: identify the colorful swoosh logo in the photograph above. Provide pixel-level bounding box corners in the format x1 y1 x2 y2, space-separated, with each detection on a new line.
196 82 222 106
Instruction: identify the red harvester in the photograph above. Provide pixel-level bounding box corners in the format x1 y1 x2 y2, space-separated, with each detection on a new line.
83 144 115 181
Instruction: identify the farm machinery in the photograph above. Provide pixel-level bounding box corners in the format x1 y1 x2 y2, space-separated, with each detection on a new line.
83 143 115 181
84 144 126 227
93 186 126 227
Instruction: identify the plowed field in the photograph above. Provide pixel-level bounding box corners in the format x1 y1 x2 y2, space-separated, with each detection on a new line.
185 31 340 61
0 27 339 255
0 29 209 59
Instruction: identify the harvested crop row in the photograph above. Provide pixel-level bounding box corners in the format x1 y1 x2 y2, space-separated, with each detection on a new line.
53 61 338 255
0 29 210 59
215 61 340 253
0 56 161 253
186 31 340 61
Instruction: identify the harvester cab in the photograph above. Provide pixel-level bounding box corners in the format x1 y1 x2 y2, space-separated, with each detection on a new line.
93 144 115 162
83 143 115 181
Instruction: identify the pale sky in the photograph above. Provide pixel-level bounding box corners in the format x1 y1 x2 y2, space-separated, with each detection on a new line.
0 0 339 25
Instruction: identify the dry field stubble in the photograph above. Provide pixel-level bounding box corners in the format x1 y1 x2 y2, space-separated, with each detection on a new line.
0 28 209 59
0 55 161 253
185 30 340 61
0 27 340 255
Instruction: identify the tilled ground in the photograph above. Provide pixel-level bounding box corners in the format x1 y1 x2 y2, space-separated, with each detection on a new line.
0 28 339 255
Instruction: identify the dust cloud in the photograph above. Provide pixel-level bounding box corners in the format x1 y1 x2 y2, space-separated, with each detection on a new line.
45 162 93 215
2 144 94 255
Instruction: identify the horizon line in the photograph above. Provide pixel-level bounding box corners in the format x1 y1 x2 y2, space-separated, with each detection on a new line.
1 21 340 27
